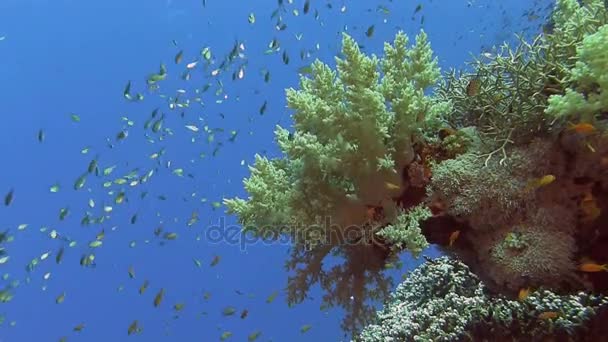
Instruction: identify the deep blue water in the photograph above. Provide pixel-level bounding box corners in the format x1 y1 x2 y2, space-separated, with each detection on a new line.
0 0 551 341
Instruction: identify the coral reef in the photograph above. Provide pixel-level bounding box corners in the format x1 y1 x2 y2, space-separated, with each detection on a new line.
358 257 608 342
227 0 608 336
422 0 608 294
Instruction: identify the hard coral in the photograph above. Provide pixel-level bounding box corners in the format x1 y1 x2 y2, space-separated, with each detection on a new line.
358 257 608 342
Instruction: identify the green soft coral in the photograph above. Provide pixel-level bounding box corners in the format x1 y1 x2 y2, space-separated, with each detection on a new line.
546 23 608 120
225 31 445 254
376 205 431 257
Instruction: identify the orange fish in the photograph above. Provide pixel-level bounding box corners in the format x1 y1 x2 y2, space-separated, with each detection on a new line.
518 287 530 301
448 230 460 247
578 262 608 272
580 191 601 223
366 206 377 221
567 122 596 134
538 311 559 320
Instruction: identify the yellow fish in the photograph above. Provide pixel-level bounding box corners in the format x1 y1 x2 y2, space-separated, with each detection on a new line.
385 182 400 191
524 174 555 192
153 288 164 307
518 287 530 301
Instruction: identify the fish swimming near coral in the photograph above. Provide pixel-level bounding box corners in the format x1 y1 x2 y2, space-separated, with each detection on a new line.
578 261 608 272
523 174 555 193
518 287 530 301
567 122 596 134
580 191 601 223
448 230 460 247
384 182 400 191
538 311 559 320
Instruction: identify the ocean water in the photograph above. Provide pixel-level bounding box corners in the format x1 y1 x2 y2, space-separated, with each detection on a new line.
0 0 552 341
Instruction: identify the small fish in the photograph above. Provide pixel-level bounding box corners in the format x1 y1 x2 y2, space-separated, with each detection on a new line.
579 262 608 272
240 309 249 319
210 255 221 267
123 81 132 100
220 331 233 341
37 129 45 142
524 174 555 192
438 127 457 140
4 189 13 206
56 292 66 304
73 323 85 332
385 182 400 190
56 247 64 264
300 324 312 333
128 265 135 279
222 306 237 316
128 320 141 335
153 288 164 307
466 77 481 96
365 206 378 221
448 230 460 247
538 311 559 320
174 50 183 64
266 291 278 303
174 303 185 311
248 330 262 341
518 287 530 301
303 0 310 14
139 280 149 295
567 122 596 134
74 174 87 190
580 191 601 223
259 101 267 115
366 25 375 38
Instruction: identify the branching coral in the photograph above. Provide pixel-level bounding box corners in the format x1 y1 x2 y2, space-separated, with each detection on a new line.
435 0 607 150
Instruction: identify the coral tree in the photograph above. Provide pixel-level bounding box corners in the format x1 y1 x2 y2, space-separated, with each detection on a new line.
224 30 447 254
225 29 448 332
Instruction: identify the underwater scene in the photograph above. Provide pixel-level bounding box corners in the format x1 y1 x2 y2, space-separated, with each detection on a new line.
1 0 608 341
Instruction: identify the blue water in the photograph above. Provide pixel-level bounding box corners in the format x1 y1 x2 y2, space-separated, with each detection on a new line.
0 0 551 341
